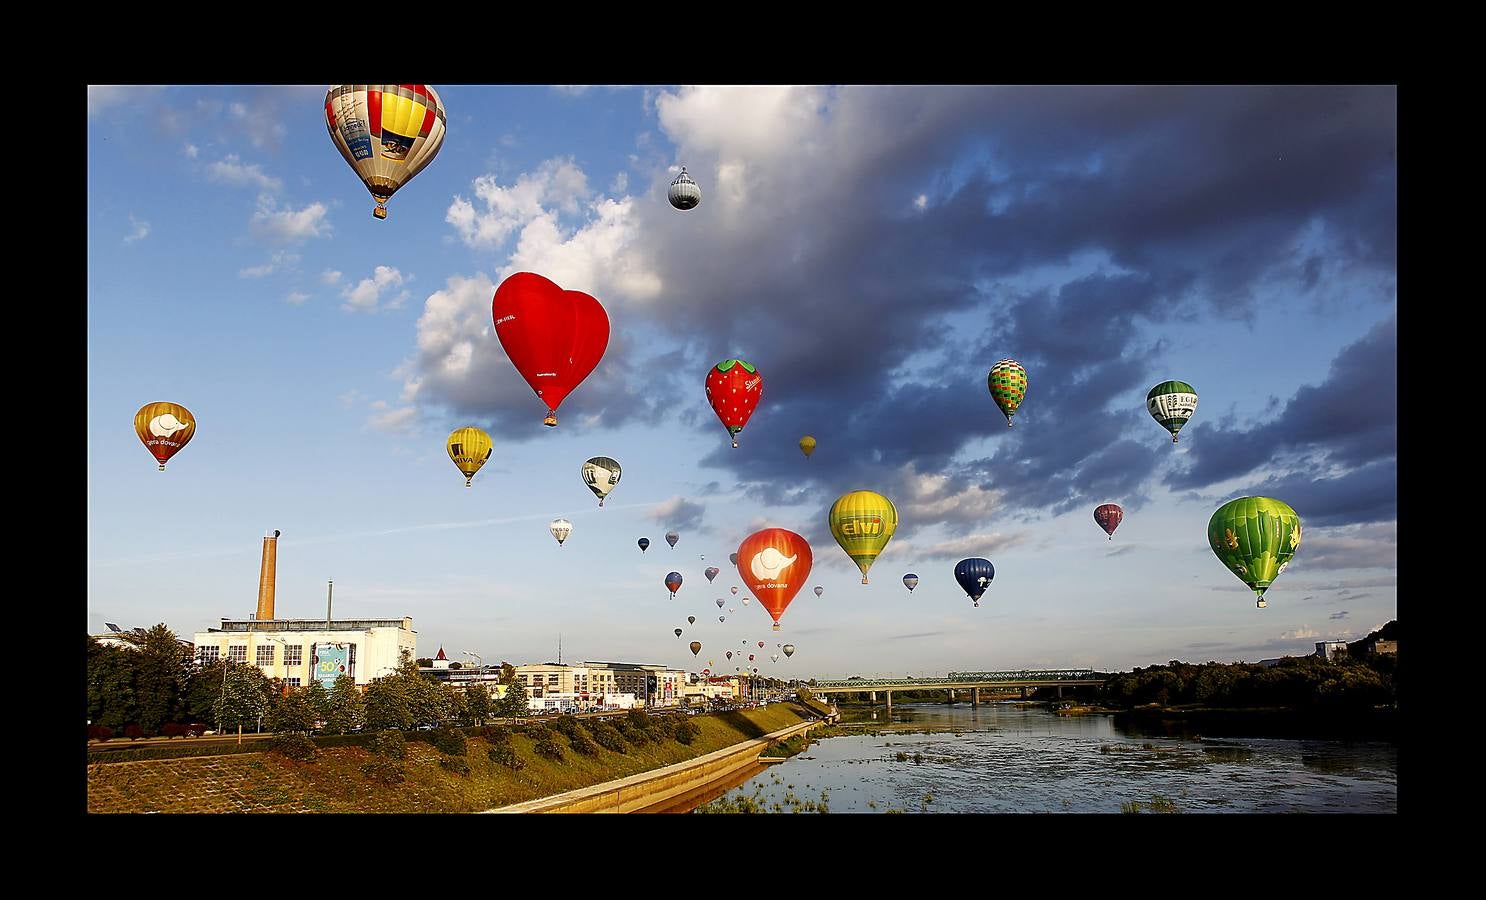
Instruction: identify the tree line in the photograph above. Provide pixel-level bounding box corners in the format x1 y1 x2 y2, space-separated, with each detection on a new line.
1100 652 1397 712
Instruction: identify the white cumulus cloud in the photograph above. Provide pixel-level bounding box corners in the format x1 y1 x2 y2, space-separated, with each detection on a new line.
206 154 282 192
122 214 150 245
251 195 331 243
342 265 409 313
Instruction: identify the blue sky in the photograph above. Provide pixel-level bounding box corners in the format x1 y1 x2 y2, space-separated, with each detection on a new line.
87 85 1397 677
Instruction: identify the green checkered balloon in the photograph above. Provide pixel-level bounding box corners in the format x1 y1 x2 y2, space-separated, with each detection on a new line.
988 359 1027 426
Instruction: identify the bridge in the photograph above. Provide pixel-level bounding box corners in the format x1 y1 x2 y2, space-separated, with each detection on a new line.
806 670 1107 712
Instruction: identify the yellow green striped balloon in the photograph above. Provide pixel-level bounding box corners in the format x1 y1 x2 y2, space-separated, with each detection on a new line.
828 490 899 584
1207 497 1302 609
988 359 1027 426
446 427 493 488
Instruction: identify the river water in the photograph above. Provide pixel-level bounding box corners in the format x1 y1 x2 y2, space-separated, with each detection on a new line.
692 703 1396 813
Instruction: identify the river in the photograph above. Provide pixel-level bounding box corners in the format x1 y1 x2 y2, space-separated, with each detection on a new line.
688 703 1397 813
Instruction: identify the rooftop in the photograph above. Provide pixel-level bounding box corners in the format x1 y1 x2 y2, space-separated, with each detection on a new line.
209 617 414 633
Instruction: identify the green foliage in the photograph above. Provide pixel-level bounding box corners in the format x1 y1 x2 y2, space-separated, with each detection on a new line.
182 658 227 723
269 733 319 761
497 678 529 717
532 728 565 761
213 660 271 732
361 756 405 785
625 708 651 731
590 722 627 753
439 755 471 775
303 680 330 722
416 658 434 668
566 727 599 756
550 714 583 739
465 685 493 724
500 662 516 684
430 725 468 757
487 742 524 769
481 724 510 744
323 674 365 735
363 675 415 732
674 717 701 745
268 687 318 734
88 637 138 730
133 624 192 735
1102 654 1396 712
373 729 407 760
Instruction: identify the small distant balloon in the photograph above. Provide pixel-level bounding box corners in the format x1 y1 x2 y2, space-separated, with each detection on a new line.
549 518 572 546
674 628 683 638
668 166 701 210
814 586 824 598
987 358 1028 427
665 572 683 598
687 616 695 625
690 641 702 657
954 557 995 607
716 599 725 608
1094 503 1124 540
903 573 919 592
135 402 196 472
580 456 622 507
783 644 795 658
729 553 739 566
799 435 817 459
446 427 492 487
666 531 680 549
1147 380 1198 443
638 537 650 553
705 566 720 582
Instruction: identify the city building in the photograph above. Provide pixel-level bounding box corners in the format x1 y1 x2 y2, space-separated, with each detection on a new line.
1315 640 1349 662
513 664 621 710
580 662 687 708
1372 640 1397 656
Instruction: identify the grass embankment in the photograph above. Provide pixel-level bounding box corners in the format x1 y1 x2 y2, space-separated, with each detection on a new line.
87 705 806 814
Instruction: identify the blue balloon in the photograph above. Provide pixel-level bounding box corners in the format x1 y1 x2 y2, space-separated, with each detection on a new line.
953 558 995 606
638 538 651 552
665 572 684 598
902 573 920 592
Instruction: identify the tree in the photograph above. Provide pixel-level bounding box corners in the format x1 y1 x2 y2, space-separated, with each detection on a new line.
213 661 271 736
268 687 317 734
363 676 415 732
465 684 492 725
303 680 330 724
498 678 529 718
416 658 434 668
500 662 516 684
183 658 227 723
87 637 138 730
132 624 192 735
324 674 365 734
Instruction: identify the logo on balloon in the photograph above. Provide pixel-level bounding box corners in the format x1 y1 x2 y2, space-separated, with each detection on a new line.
149 414 191 438
750 548 797 583
838 515 883 537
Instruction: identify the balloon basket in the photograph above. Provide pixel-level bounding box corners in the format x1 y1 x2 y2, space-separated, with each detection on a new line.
731 439 739 449
465 479 472 488
772 623 780 632
544 413 558 427
373 206 387 220
158 463 166 472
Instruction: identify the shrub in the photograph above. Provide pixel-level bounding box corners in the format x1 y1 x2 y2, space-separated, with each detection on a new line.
567 728 599 756
674 718 701 745
481 724 510 744
270 733 319 761
551 715 584 739
488 742 524 769
616 718 651 746
439 755 471 775
361 757 405 785
88 725 115 742
591 723 627 753
625 708 650 730
124 725 144 741
430 725 467 757
533 733 565 761
373 730 407 760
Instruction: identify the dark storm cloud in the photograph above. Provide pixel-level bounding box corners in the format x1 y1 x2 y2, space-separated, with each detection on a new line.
417 86 1395 539
648 496 707 532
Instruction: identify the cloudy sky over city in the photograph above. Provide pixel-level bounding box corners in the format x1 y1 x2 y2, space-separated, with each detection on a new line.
87 85 1396 676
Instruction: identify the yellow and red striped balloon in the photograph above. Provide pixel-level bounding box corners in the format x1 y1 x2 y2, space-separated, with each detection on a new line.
325 84 447 219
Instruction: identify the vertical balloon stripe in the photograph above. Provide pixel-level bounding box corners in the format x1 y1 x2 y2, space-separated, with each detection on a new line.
368 89 382 138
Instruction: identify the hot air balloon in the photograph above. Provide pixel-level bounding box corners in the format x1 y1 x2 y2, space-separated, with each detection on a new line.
799 435 817 459
580 456 622 506
716 599 725 608
687 616 696 625
740 597 750 606
742 640 749 645
783 644 795 658
954 558 995 607
1208 497 1302 609
829 490 899 584
550 518 572 546
705 567 720 583
726 651 733 660
731 586 739 595
703 668 711 675
729 607 736 613
988 359 1028 426
737 527 813 631
749 654 755 662
1094 503 1124 540
729 553 739 566
134 402 196 471
445 427 492 487
668 166 701 210
690 641 702 657
719 616 726 622
771 654 779 663
814 586 824 598
492 272 610 427
674 628 683 638
665 572 684 599
776 643 782 649
324 84 446 220
903 574 919 592
706 359 763 448
638 537 650 553
1147 381 1198 443
666 531 680 549
758 641 765 649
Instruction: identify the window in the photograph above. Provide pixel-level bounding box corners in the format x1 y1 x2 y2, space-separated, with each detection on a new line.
285 678 301 688
284 645 303 667
199 646 220 664
348 643 357 678
228 645 247 663
257 645 276 667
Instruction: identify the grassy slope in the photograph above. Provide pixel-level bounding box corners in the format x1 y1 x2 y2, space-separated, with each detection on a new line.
88 706 807 814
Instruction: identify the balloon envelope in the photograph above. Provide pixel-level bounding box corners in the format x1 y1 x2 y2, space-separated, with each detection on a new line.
954 558 995 605
549 518 572 546
666 531 680 548
737 527 813 630
783 644 795 658
799 435 817 458
134 402 196 471
581 457 621 506
492 272 610 426
903 574 919 592
674 629 683 637
689 641 702 656
705 566 720 582
828 490 900 583
706 359 763 447
1094 503 1124 539
716 599 725 608
324 84 446 219
729 553 739 566
814 586 824 598
665 572 683 597
446 427 492 487
1208 496 1301 607
987 359 1028 426
687 616 695 624
1147 380 1198 443
638 538 650 552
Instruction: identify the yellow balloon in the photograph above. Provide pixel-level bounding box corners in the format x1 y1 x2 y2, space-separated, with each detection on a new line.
447 427 492 487
828 490 899 583
799 435 817 459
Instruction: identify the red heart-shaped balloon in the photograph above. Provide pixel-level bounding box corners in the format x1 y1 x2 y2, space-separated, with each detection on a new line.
492 272 610 426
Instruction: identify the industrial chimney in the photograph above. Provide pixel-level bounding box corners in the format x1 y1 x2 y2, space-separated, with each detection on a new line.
256 529 280 623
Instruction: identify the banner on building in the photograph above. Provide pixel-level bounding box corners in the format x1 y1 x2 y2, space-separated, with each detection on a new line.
312 643 351 689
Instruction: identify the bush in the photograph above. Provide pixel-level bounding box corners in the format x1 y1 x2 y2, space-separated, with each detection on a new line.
481 724 510 744
373 729 407 760
439 755 471 775
674 718 701 745
626 708 651 730
487 742 524 769
124 725 144 741
591 723 627 753
551 714 583 739
361 757 405 785
269 733 319 761
567 728 599 756
533 732 565 761
88 725 115 742
430 725 467 757
616 718 651 746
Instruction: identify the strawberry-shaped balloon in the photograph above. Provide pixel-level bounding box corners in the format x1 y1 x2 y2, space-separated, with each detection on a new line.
706 358 763 448
492 272 610 427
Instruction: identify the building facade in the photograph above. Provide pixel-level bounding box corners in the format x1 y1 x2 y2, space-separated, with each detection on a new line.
1315 640 1349 662
192 618 416 688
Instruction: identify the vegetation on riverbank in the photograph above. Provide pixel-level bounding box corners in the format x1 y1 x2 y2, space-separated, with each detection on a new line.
87 704 807 813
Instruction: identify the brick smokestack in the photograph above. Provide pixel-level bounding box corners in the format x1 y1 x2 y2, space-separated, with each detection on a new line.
256 530 280 621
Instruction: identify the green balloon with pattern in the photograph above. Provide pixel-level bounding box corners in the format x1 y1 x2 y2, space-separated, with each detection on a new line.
988 359 1028 426
1147 380 1198 442
1207 497 1302 609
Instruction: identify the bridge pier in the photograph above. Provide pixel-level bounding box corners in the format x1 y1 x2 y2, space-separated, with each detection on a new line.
972 687 979 706
1057 685 1063 698
870 690 877 704
948 688 955 704
1020 687 1027 700
886 691 892 715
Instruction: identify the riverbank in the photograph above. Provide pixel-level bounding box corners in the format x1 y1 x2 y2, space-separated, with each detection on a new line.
87 705 809 814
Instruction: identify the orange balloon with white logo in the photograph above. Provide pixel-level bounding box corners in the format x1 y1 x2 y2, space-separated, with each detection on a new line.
134 402 196 471
735 527 813 632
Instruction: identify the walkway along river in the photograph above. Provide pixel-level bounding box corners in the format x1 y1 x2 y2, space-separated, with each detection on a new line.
684 703 1397 813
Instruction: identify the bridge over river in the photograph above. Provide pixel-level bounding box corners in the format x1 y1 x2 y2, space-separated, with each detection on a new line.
807 670 1107 712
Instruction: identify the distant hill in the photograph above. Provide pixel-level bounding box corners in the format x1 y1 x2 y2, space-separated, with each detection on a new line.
1348 620 1398 655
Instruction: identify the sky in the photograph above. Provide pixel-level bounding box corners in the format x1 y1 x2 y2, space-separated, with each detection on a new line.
87 85 1397 678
